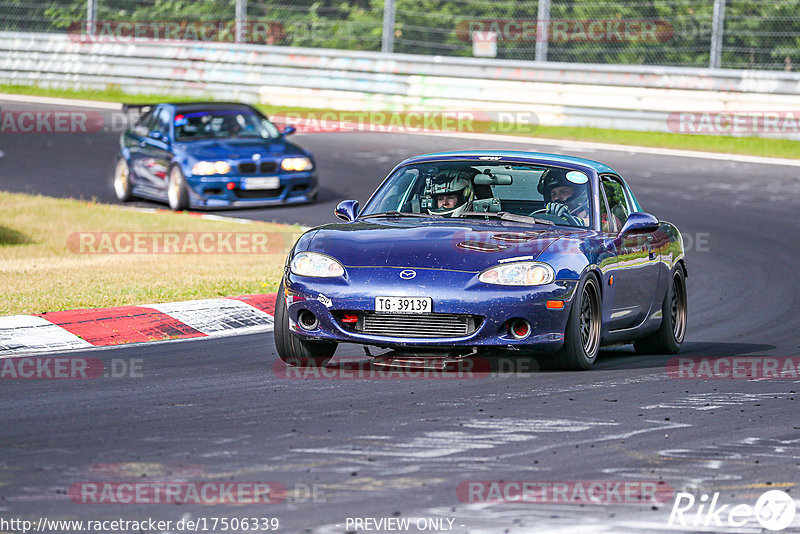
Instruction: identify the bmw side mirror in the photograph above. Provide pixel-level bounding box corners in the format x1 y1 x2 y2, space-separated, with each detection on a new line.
619 212 660 235
335 200 359 222
282 125 296 136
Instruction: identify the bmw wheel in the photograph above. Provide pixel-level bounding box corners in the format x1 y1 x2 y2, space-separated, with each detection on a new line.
113 158 134 202
558 273 602 370
274 280 337 368
634 266 687 355
167 166 189 211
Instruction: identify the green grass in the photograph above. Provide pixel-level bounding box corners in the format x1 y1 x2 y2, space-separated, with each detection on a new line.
3 83 800 160
0 191 301 315
0 84 201 105
503 124 800 160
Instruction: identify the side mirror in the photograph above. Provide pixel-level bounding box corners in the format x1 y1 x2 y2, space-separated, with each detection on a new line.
335 200 359 222
619 212 660 235
148 130 166 142
282 125 296 136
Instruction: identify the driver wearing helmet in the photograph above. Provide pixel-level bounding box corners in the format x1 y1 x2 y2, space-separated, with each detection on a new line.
537 168 590 226
428 169 474 218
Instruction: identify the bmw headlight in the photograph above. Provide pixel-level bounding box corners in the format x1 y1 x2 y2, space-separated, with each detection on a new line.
290 252 345 278
192 161 231 176
479 261 555 286
281 157 313 172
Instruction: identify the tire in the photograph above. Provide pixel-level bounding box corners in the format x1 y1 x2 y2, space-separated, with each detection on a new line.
167 166 190 211
556 273 602 370
634 267 687 355
113 158 134 202
273 280 337 368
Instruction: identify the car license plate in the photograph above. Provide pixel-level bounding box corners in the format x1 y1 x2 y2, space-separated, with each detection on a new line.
375 297 432 313
241 176 280 190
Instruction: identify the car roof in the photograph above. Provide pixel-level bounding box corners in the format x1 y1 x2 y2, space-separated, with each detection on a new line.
165 102 260 113
399 150 618 175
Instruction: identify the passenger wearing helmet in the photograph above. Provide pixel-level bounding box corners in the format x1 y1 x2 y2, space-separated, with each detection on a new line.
428 170 474 218
537 168 590 226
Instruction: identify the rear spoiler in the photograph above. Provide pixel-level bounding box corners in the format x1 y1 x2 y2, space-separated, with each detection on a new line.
121 103 153 113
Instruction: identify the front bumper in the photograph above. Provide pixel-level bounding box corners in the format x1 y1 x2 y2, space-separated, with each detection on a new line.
186 172 318 209
283 266 578 353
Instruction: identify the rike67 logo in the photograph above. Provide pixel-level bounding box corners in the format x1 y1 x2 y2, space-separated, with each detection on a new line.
668 489 796 531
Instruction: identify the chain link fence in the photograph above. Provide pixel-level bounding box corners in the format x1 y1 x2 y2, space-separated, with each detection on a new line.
2 0 798 71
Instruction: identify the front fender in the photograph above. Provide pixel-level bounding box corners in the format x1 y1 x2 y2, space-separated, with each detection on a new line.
536 235 610 282
658 221 686 273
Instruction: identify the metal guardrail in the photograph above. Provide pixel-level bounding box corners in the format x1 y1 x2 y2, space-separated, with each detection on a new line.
2 31 799 139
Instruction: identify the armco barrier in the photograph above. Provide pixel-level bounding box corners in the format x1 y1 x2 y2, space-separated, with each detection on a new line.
2 31 800 139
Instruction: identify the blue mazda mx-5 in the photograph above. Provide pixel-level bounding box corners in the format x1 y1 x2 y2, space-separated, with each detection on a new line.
113 102 317 210
274 151 687 370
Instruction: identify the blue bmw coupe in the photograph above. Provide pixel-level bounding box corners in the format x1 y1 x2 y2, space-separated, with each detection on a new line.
275 151 687 370
113 102 317 210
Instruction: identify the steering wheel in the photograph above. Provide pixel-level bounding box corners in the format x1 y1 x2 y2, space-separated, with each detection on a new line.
531 206 581 226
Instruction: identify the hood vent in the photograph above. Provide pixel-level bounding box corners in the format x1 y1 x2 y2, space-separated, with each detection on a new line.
457 241 511 252
491 232 544 243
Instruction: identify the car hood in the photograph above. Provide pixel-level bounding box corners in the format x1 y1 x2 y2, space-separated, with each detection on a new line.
181 139 302 160
307 218 585 272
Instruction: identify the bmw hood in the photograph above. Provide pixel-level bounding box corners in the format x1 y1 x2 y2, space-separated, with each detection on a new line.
307 219 581 272
184 139 303 160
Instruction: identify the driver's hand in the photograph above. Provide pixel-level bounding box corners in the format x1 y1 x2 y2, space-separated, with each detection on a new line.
545 202 570 218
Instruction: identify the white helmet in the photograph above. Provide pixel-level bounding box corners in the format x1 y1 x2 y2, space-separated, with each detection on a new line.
428 170 474 218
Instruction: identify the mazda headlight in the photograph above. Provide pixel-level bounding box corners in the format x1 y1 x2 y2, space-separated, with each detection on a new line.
192 161 231 176
281 157 313 172
290 252 345 277
479 262 555 286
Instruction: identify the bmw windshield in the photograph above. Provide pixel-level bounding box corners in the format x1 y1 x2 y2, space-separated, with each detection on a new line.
174 108 281 142
361 161 593 228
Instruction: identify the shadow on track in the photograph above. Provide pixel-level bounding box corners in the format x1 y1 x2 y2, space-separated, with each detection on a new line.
591 341 777 371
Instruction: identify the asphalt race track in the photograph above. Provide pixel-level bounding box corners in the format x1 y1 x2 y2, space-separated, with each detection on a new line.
2 99 800 533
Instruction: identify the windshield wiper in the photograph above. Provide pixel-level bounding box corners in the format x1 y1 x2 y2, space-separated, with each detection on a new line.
459 211 555 225
359 211 439 219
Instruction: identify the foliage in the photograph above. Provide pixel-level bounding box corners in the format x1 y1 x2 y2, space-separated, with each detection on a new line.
3 0 800 70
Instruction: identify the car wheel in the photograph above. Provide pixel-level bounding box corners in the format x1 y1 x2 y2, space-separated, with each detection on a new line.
113 158 134 202
557 273 602 370
273 279 337 368
634 266 687 355
167 166 190 211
